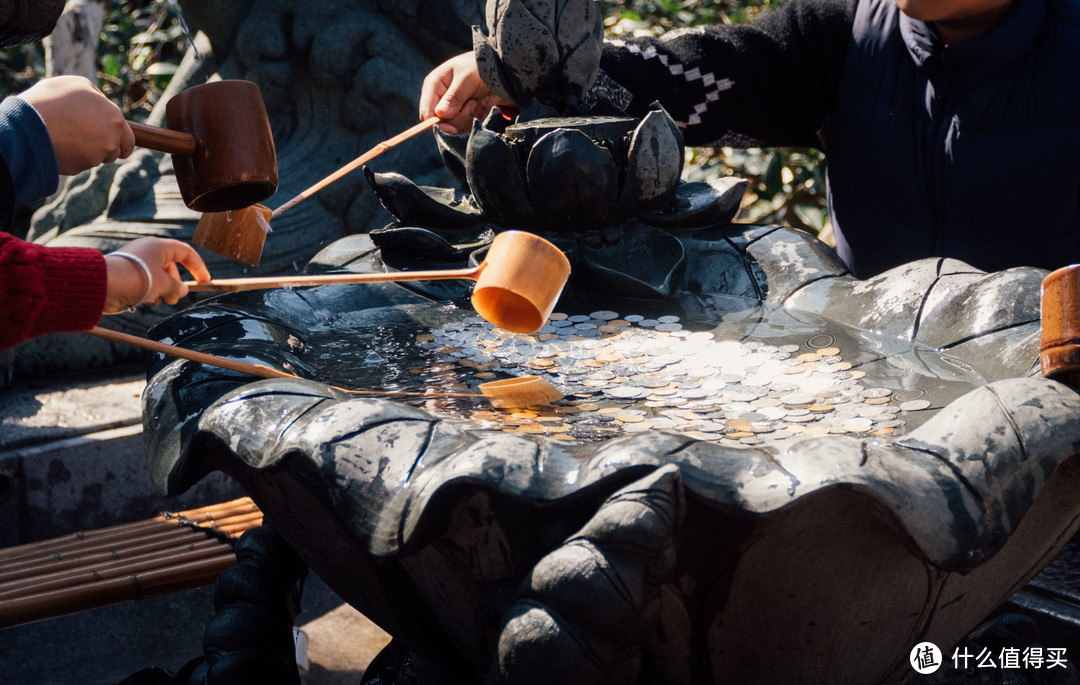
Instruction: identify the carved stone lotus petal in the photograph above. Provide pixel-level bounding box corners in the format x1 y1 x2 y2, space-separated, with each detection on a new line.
465 120 545 230
526 128 618 231
364 168 483 229
608 107 684 225
579 223 686 297
473 26 517 104
478 0 602 106
554 0 602 100
433 127 471 193
487 0 561 103
642 177 750 229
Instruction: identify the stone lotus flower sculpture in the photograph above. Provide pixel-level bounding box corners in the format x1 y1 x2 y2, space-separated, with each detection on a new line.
473 0 603 109
364 103 748 239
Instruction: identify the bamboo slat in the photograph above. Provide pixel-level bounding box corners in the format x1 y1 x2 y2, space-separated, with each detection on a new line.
0 497 263 628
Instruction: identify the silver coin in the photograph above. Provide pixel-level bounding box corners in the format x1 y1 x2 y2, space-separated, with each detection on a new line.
862 387 893 398
607 386 646 399
899 399 932 411
655 323 684 332
589 310 620 321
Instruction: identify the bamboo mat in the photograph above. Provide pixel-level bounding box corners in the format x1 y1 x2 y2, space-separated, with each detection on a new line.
0 497 262 628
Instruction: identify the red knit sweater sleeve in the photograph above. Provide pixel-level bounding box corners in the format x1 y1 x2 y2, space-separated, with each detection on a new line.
0 232 107 349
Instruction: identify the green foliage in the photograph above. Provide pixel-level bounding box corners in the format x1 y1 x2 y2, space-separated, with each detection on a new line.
599 0 831 240
0 0 188 121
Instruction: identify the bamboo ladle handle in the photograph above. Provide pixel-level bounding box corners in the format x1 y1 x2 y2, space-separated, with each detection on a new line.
85 326 563 408
183 265 482 293
85 326 481 398
271 116 441 219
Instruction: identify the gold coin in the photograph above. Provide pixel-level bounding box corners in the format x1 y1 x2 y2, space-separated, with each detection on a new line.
866 397 892 405
650 387 678 396
803 425 831 436
871 426 895 435
598 407 622 414
798 353 822 362
609 320 631 328
783 365 809 375
416 334 436 342
726 419 753 431
726 431 753 439
512 411 539 420
549 312 568 321
817 347 841 356
535 416 564 423
808 405 835 413
848 370 866 379
517 424 546 434
537 333 558 341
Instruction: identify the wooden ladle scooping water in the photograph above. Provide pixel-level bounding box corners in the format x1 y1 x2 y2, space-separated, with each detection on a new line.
193 117 441 265
184 230 572 335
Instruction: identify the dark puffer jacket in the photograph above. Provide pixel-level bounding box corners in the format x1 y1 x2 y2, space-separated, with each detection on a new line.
599 0 1080 278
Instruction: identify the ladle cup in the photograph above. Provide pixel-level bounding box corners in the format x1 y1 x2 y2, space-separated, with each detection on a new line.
128 80 278 213
183 230 571 334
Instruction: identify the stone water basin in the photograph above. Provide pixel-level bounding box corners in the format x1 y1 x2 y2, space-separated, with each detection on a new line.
140 224 1080 684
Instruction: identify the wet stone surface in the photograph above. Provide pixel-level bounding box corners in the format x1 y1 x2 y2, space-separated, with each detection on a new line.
301 305 949 447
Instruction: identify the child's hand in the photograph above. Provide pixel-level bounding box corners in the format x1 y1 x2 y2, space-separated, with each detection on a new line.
103 237 211 314
20 75 136 175
419 52 516 135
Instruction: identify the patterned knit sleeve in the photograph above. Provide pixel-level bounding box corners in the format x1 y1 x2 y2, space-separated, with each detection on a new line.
0 229 107 350
596 0 856 148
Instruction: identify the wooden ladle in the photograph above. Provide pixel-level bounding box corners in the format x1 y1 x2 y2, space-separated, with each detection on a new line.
183 230 572 334
191 117 440 265
128 80 278 213
86 327 563 409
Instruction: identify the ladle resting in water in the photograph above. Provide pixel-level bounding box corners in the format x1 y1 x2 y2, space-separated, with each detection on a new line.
86 327 563 409
183 230 572 334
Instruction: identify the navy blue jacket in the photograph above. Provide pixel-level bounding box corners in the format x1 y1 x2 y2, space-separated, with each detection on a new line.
599 0 1080 278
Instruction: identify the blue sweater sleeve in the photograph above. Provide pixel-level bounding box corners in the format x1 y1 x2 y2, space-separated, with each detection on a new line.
0 96 60 205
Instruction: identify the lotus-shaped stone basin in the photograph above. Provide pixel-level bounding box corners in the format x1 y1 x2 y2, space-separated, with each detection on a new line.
141 224 1080 684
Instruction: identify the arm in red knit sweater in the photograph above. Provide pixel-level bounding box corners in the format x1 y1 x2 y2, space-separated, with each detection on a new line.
0 231 107 349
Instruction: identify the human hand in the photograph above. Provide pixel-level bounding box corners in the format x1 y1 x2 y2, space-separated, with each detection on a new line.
103 237 211 314
419 52 516 135
19 75 136 175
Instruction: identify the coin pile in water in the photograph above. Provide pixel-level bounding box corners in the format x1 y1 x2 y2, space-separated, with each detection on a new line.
413 311 933 446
